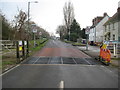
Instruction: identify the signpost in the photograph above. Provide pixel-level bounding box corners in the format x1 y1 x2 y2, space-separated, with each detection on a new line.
31 24 37 47
85 26 90 51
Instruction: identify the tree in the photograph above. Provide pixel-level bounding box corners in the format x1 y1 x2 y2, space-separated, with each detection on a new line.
37 27 50 39
63 1 74 40
81 28 87 39
1 12 13 40
69 19 81 42
56 25 66 40
13 10 27 40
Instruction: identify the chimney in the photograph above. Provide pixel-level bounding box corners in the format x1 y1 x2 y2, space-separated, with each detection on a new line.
103 12 107 17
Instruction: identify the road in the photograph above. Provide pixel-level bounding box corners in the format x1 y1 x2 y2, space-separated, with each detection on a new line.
2 39 118 88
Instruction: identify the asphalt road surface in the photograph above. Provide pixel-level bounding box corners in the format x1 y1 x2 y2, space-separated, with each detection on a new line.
2 39 118 88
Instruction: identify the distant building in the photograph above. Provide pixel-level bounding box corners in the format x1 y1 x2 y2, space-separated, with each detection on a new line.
103 7 120 41
89 13 109 44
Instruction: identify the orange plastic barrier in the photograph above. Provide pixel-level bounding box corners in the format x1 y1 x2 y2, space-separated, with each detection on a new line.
100 48 111 62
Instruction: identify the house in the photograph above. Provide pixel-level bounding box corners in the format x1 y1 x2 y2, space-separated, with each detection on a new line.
103 3 120 58
89 16 103 44
89 13 110 45
103 7 120 41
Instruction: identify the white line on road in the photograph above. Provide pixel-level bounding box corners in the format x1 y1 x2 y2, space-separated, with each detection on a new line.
59 80 64 88
82 58 92 65
61 57 63 64
47 57 51 64
100 65 118 77
0 64 20 76
72 58 77 64
33 57 40 64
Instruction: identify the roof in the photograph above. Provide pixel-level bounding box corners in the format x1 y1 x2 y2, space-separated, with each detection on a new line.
90 15 109 28
104 10 120 25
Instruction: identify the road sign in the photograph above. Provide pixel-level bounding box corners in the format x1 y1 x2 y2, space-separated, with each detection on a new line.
19 41 22 46
31 24 37 33
39 32 42 35
33 29 37 33
24 41 27 45
85 26 90 34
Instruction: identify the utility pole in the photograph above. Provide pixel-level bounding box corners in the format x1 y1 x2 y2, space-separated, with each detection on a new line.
27 1 38 55
28 2 30 39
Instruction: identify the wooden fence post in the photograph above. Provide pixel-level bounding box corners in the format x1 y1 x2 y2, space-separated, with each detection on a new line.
22 40 25 59
26 40 29 57
16 41 20 63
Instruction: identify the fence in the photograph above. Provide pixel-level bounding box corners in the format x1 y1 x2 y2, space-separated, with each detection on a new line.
1 40 29 72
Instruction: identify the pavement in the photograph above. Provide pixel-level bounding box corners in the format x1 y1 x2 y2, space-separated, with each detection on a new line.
1 39 119 88
77 45 119 67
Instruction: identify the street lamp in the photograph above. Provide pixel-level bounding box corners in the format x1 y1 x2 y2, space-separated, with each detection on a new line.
28 1 38 39
27 1 38 56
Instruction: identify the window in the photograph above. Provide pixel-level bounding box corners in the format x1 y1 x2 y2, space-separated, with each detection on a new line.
113 34 115 40
105 36 106 40
108 33 110 40
113 23 115 30
109 24 110 29
105 26 106 32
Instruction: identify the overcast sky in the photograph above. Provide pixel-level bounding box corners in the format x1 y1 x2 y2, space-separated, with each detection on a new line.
0 0 120 36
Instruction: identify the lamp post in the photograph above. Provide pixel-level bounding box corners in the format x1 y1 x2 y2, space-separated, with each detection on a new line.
27 1 38 56
28 1 38 39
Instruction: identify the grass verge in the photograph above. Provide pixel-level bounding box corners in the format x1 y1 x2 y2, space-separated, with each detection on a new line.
29 39 48 56
1 38 48 73
72 42 86 46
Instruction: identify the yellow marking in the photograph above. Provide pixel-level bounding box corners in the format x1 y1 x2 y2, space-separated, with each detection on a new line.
19 46 22 51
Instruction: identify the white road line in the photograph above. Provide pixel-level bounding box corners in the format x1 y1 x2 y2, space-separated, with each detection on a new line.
33 57 40 64
72 58 77 64
59 80 64 88
61 57 63 64
47 57 51 64
0 64 20 76
101 65 114 73
100 65 118 77
82 58 92 65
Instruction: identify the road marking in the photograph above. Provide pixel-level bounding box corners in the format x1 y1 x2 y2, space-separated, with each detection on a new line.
72 58 77 64
21 64 97 66
59 80 64 88
47 57 51 64
82 58 92 65
33 57 40 64
61 57 63 64
0 64 20 76
101 65 113 73
100 65 118 77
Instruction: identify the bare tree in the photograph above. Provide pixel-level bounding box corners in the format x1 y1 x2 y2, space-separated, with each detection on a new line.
63 1 74 37
13 10 27 40
56 25 66 40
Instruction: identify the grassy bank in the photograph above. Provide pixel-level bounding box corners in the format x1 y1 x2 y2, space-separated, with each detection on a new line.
64 40 86 46
29 38 48 56
72 42 86 46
